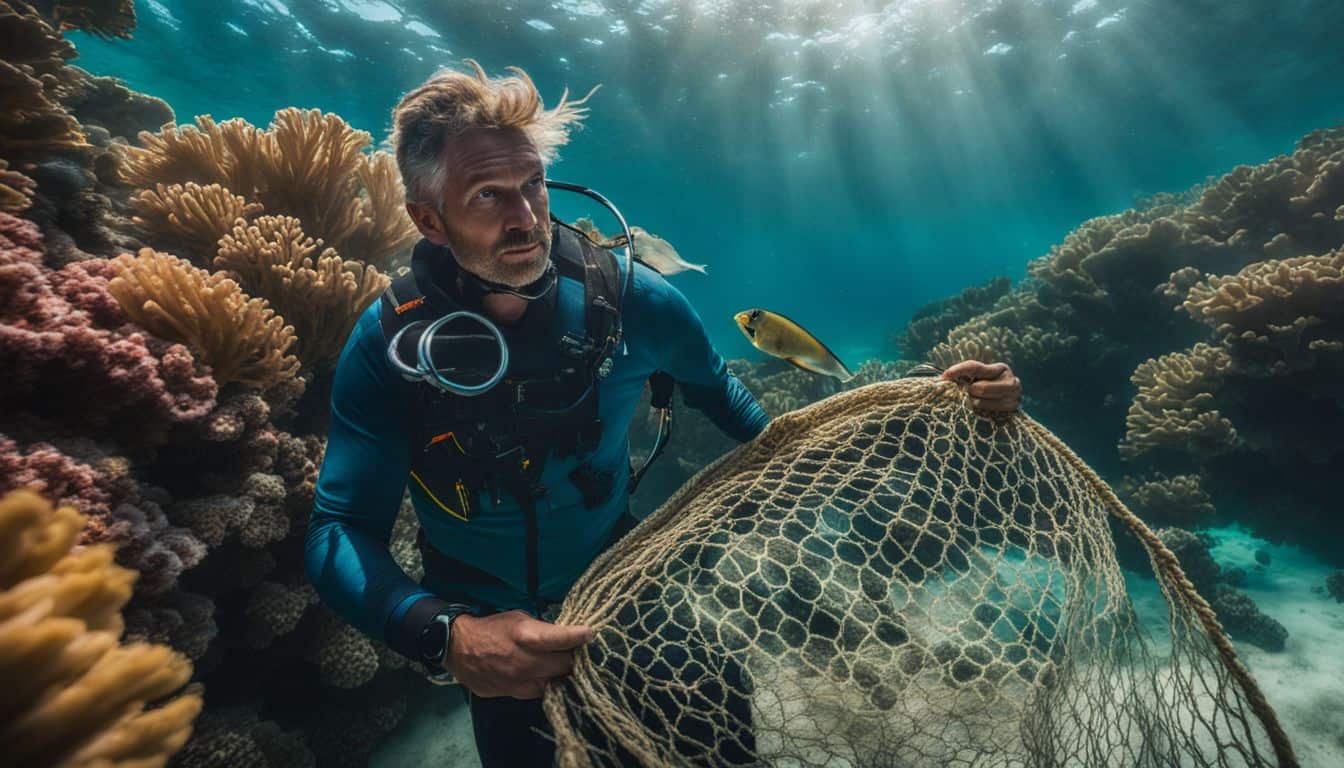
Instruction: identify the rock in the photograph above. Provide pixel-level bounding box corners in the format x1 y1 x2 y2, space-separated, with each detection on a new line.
1327 571 1344 603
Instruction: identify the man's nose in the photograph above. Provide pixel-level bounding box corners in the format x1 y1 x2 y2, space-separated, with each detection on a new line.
502 190 539 233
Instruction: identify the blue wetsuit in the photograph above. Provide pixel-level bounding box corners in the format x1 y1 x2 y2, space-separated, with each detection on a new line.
305 243 770 660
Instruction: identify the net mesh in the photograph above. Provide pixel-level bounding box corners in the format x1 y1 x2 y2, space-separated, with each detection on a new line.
544 377 1296 767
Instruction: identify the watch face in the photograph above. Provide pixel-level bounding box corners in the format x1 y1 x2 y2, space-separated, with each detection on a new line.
418 617 448 664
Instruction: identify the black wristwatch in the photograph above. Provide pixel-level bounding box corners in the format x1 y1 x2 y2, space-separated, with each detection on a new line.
417 604 474 685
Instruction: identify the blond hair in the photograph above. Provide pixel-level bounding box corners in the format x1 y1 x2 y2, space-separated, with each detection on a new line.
389 59 598 207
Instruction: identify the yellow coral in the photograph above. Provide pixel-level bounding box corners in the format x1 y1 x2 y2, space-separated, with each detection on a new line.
0 488 202 767
215 215 388 370
107 248 300 389
339 151 421 268
118 108 417 271
115 115 238 191
129 182 263 263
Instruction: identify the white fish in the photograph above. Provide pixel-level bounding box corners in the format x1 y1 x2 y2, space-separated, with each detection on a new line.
573 218 707 276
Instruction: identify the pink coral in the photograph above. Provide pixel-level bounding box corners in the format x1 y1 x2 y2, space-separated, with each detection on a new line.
0 210 218 446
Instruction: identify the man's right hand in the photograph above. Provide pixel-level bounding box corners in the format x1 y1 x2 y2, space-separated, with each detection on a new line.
446 610 594 699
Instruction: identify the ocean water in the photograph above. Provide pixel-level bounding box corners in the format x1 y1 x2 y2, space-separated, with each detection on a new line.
69 0 1344 363
6 0 1343 766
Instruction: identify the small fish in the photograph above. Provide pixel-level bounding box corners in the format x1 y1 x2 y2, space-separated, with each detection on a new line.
734 308 854 382
573 217 707 276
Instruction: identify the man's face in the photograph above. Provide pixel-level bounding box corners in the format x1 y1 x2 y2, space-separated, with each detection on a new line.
407 126 552 287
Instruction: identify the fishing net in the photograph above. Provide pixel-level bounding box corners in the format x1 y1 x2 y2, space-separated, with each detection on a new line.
543 377 1296 767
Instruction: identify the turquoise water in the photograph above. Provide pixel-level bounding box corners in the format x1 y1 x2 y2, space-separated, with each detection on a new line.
13 1 1342 765
69 0 1344 365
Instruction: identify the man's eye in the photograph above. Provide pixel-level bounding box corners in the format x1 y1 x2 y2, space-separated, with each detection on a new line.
526 177 543 188
476 189 496 200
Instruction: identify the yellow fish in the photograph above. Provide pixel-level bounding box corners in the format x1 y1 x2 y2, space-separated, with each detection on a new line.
734 308 854 382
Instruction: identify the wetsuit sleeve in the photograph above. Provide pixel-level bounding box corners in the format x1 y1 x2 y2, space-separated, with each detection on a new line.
652 279 771 443
304 307 446 661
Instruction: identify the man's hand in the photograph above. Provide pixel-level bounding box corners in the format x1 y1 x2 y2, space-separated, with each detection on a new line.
940 360 1022 414
446 610 593 699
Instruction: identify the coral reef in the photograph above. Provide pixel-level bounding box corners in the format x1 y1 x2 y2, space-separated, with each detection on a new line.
171 706 314 768
1120 472 1216 528
897 275 1011 361
2 212 218 447
898 124 1344 557
1156 527 1288 652
214 214 387 371
116 109 417 272
107 248 301 390
1 11 430 765
0 488 201 766
129 182 262 262
1156 527 1223 597
1209 586 1289 653
1120 343 1239 460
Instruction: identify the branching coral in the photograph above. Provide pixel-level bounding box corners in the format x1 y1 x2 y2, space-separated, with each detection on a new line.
1120 343 1240 459
127 180 260 264
118 109 417 271
896 276 1011 360
215 215 387 370
1119 473 1216 527
0 488 202 767
1180 246 1344 376
107 248 301 389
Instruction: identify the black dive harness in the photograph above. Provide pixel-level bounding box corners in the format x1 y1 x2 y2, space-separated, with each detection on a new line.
380 182 673 614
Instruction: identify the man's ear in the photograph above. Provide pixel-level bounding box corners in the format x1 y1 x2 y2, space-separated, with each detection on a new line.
406 201 450 245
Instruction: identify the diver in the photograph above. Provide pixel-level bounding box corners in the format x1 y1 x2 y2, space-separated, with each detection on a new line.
303 60 1022 767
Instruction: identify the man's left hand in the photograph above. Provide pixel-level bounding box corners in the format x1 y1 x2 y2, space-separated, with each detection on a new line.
940 360 1022 414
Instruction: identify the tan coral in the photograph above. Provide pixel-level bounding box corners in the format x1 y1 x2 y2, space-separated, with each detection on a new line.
107 248 300 389
929 324 1077 372
0 0 78 79
118 109 416 271
0 488 202 767
129 182 263 264
116 114 238 191
1121 343 1240 459
337 151 420 270
1120 473 1216 527
1180 246 1344 374
254 108 369 251
0 157 34 211
0 58 89 160
215 215 388 370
